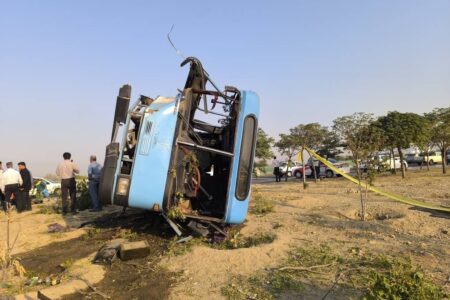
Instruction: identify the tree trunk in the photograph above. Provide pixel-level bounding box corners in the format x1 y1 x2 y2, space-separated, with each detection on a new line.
301 147 307 189
398 147 405 179
355 160 365 221
285 157 291 182
390 148 396 174
441 148 447 174
426 152 430 171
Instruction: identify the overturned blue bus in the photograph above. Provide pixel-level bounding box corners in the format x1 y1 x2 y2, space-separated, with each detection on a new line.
99 57 259 231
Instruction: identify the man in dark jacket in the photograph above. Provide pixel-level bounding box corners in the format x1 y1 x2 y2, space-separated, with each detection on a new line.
18 162 33 211
0 161 4 211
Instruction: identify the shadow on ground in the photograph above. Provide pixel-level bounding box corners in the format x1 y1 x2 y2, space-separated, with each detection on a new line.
16 208 177 300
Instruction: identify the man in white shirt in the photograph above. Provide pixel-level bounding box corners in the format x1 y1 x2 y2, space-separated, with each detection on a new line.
0 161 4 210
56 152 80 214
0 162 23 212
272 156 282 182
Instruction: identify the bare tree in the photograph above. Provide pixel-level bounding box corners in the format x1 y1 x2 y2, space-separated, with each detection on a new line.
333 113 382 220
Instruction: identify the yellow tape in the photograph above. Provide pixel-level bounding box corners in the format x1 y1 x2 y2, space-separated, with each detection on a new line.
304 147 450 213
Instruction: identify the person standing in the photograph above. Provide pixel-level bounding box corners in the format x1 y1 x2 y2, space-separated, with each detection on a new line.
0 162 23 212
87 155 103 212
18 162 33 211
0 161 4 210
56 152 79 214
272 156 281 182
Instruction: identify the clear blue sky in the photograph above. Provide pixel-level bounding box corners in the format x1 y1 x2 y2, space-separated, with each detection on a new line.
1 0 449 176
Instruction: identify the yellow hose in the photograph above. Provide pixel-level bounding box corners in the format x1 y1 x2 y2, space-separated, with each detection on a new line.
304 147 450 214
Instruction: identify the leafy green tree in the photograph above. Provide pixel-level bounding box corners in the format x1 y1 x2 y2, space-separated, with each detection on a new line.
377 112 428 178
290 123 328 183
333 113 382 220
316 130 342 158
426 107 450 174
254 128 274 170
275 133 301 182
415 116 433 171
290 123 328 151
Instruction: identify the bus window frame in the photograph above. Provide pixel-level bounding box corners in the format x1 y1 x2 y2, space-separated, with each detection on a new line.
235 115 258 200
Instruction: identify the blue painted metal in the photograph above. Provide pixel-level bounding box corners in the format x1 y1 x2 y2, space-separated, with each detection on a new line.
224 91 260 224
111 100 136 205
110 91 259 225
127 97 178 210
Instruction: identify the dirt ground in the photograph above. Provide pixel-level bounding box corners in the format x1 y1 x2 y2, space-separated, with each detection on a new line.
1 169 449 299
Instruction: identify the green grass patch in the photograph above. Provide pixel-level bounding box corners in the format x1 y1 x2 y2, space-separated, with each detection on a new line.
60 259 75 271
251 193 274 216
113 228 138 241
221 276 274 300
81 228 102 240
363 256 445 300
34 204 61 214
217 231 276 250
221 244 446 300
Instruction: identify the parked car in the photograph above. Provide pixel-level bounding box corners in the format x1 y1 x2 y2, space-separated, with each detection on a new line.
361 155 408 172
384 157 408 170
421 151 442 165
404 153 423 165
359 154 408 172
279 161 301 177
29 177 61 197
293 158 351 178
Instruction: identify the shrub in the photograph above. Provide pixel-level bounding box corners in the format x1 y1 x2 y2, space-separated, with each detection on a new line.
219 231 276 250
76 179 91 210
364 256 445 300
252 193 274 216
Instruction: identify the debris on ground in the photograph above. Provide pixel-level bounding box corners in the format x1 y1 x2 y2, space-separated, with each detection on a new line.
37 279 88 300
187 220 210 237
176 236 193 244
47 223 71 233
93 238 127 264
118 240 151 261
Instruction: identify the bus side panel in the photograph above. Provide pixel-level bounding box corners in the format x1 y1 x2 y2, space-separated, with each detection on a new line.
225 91 260 224
127 101 178 210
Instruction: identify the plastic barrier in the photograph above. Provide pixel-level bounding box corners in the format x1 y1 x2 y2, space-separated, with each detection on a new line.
304 147 450 214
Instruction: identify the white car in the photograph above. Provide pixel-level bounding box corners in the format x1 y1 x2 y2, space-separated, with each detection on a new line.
30 177 61 196
292 158 351 178
379 156 408 170
361 155 408 172
279 161 301 177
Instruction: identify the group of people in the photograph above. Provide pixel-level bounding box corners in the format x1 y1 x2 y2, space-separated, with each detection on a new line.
55 152 103 215
272 156 321 182
0 161 33 212
0 152 103 215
